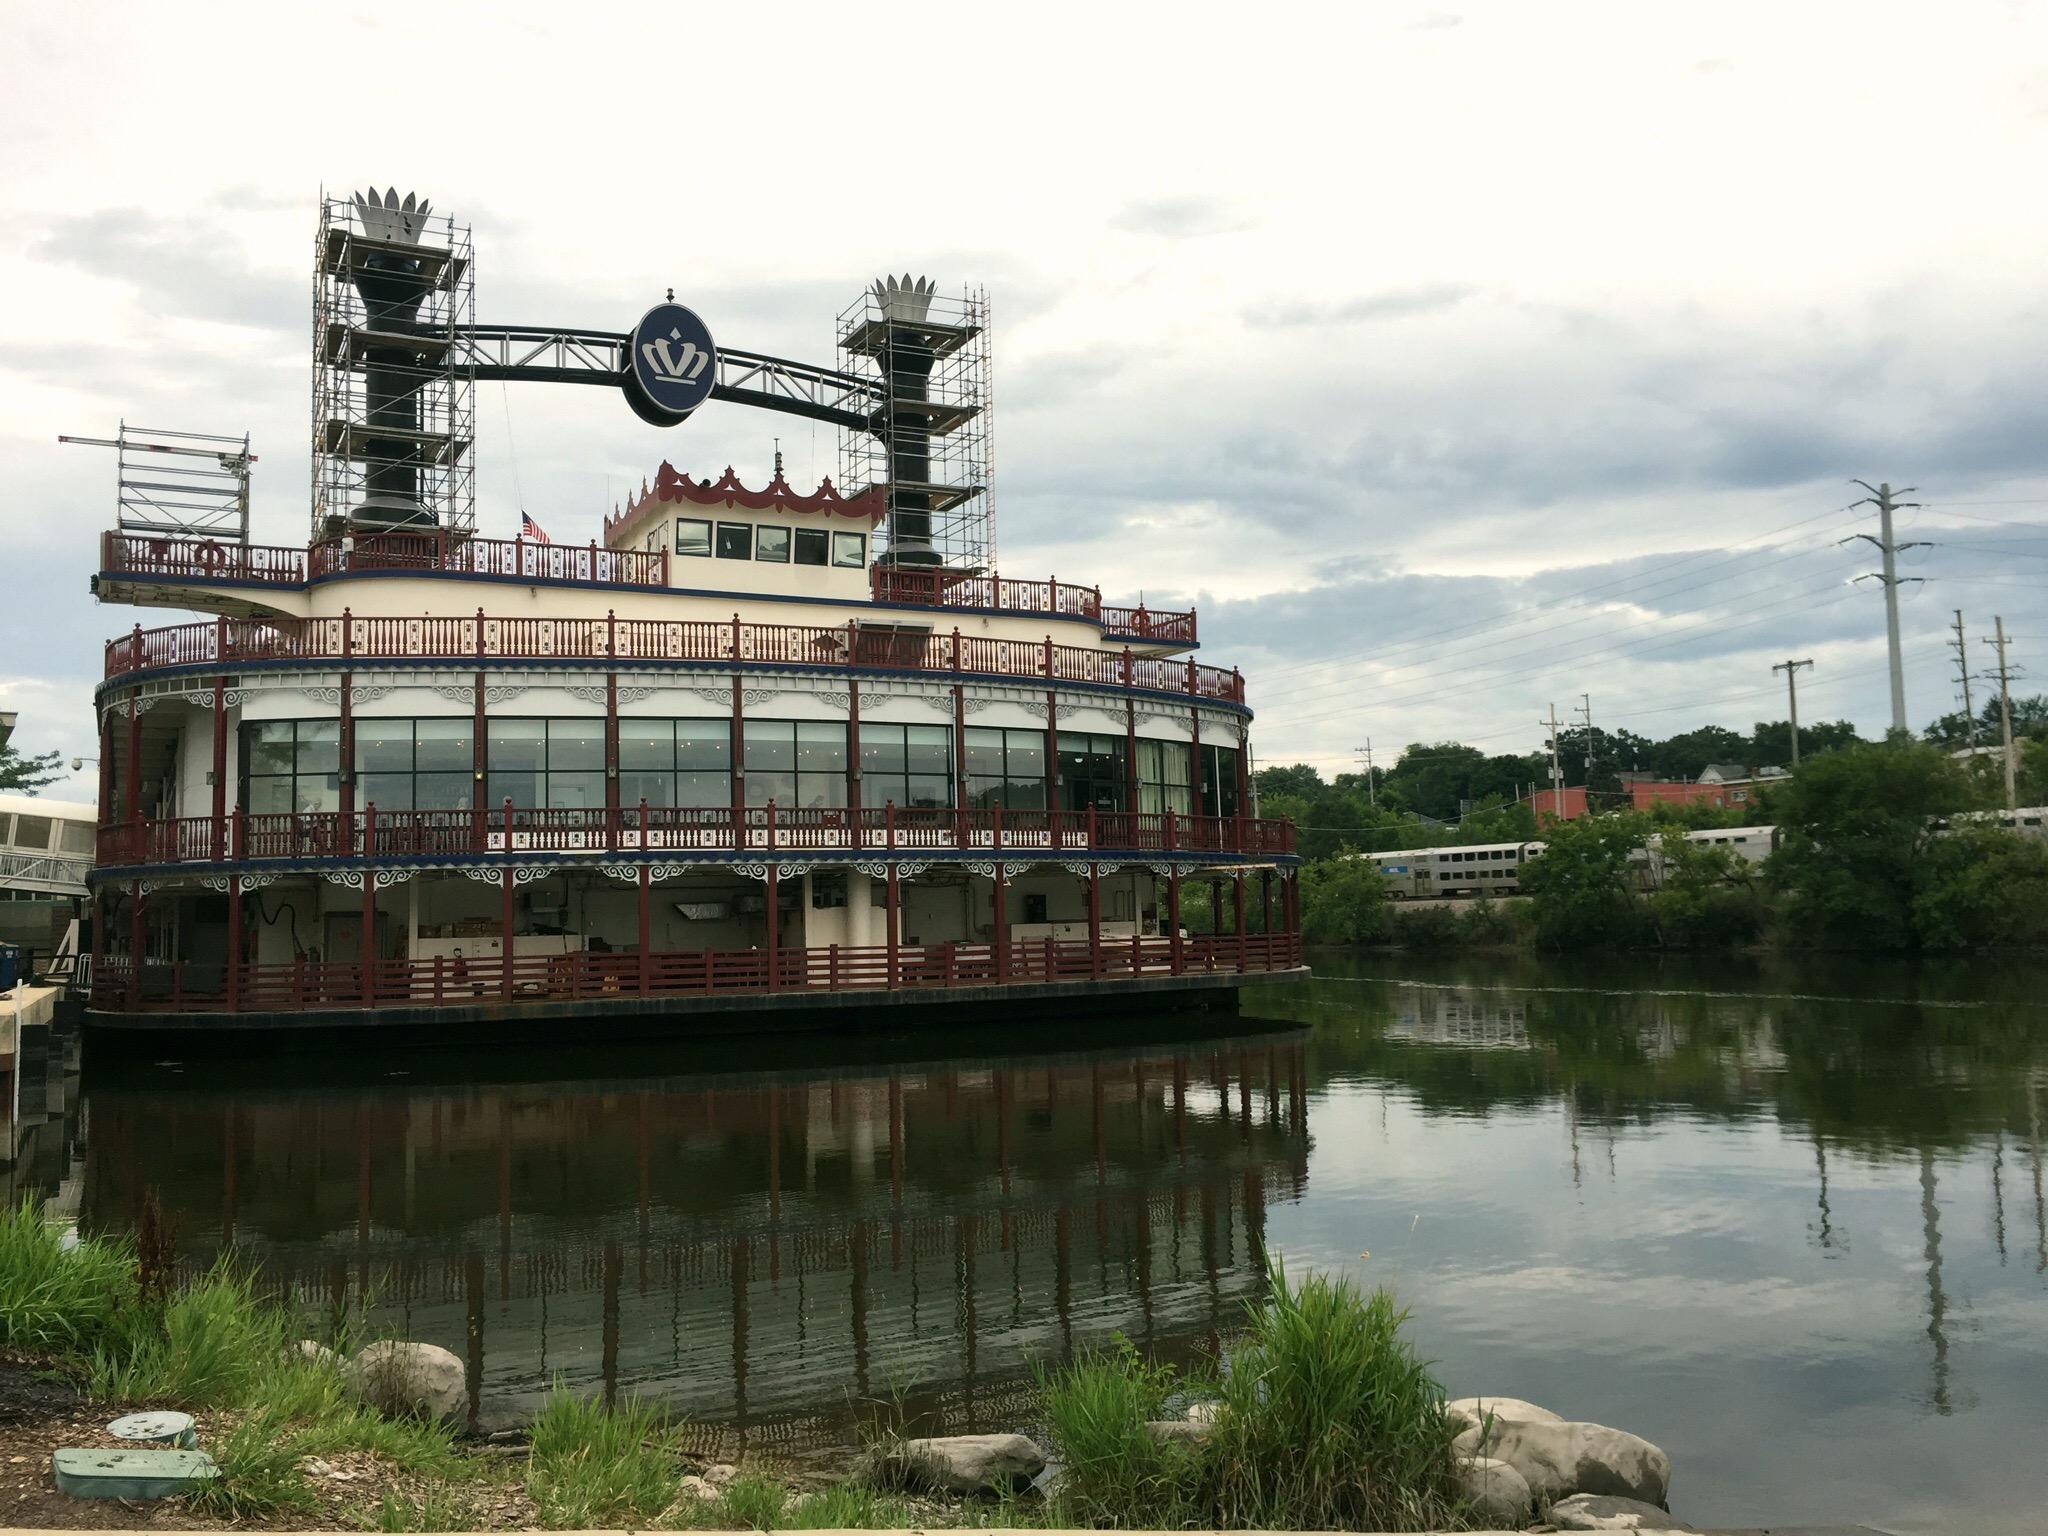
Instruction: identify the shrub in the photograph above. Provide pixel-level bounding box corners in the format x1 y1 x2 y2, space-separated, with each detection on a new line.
0 1199 133 1354
1300 856 1390 945
1040 1336 1201 1527
1205 1266 1463 1531
88 1263 282 1405
1519 813 1652 949
526 1387 682 1528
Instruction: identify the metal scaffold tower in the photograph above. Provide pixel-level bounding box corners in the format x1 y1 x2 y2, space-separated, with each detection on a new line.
312 188 476 539
57 423 254 543
837 279 993 571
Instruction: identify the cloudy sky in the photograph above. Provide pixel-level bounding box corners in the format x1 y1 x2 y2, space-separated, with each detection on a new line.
5 1 2047 798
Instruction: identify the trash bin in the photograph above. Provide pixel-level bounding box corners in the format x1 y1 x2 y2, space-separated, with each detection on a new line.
0 943 18 991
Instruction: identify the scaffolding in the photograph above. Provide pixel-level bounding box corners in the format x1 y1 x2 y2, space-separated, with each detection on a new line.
837 279 993 572
311 189 475 539
57 423 254 543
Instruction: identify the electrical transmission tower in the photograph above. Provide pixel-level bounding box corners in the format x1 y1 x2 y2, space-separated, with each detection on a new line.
1950 611 1976 748
1844 480 1928 734
1772 658 1814 765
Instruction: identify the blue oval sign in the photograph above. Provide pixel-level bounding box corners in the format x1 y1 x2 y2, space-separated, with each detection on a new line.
627 302 717 420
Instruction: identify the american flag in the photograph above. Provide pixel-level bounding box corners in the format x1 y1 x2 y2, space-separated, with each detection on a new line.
520 512 551 544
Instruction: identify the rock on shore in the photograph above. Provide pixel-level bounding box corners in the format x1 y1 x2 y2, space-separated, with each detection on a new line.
1550 1491 1699 1530
342 1341 468 1425
1448 1394 1671 1511
875 1433 1046 1495
1455 1454 1534 1526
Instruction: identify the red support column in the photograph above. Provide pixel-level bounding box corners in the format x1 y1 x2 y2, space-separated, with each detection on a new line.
210 676 227 860
1167 867 1183 973
1123 695 1138 835
1190 708 1204 837
471 671 488 852
127 881 144 1006
847 679 863 848
604 672 620 846
885 856 901 990
123 693 142 833
764 840 780 994
1087 861 1101 980
729 675 746 846
501 866 515 1000
637 863 652 996
1210 881 1223 967
1044 689 1060 847
359 872 376 1007
1261 868 1274 941
337 672 354 823
952 684 968 849
1232 871 1247 968
225 874 242 1013
992 864 1008 983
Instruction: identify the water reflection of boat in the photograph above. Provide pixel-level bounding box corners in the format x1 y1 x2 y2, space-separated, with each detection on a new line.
81 1032 1311 1446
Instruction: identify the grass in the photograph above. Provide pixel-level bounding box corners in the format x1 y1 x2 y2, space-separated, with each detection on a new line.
525 1386 682 1528
88 1263 282 1405
0 1197 134 1353
1039 1262 1471 1532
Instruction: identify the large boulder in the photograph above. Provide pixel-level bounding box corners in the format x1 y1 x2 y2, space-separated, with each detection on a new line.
877 1433 1046 1495
1456 1455 1534 1527
1462 1418 1669 1508
1551 1491 1698 1530
342 1340 468 1425
1445 1394 1563 1436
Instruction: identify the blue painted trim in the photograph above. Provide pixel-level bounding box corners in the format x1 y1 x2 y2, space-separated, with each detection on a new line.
99 653 1253 719
98 567 1198 650
92 846 1298 882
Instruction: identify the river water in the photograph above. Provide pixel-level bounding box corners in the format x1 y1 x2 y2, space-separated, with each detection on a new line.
12 954 2048 1533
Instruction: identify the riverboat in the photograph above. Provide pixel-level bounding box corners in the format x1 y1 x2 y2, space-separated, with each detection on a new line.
77 192 1303 1032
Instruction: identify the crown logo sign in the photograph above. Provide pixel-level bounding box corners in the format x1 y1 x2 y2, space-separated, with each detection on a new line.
641 328 710 386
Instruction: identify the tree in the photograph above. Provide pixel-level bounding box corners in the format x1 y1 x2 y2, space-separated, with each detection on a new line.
0 738 63 794
1641 725 1749 781
1298 857 1390 946
1646 828 1766 947
1766 740 1990 950
1518 812 1652 948
1912 826 2048 949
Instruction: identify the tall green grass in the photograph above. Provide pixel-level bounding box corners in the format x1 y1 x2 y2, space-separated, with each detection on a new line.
0 1197 134 1353
1040 1262 1467 1532
88 1263 282 1405
525 1387 682 1528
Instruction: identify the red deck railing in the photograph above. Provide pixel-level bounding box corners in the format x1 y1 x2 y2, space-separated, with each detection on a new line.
89 931 1301 1016
97 803 1296 867
102 612 1247 700
101 532 307 586
870 568 1197 644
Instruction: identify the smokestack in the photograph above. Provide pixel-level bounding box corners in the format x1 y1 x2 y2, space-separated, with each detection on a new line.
872 274 941 567
348 187 437 529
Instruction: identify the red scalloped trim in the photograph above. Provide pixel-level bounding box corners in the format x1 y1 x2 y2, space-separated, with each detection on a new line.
605 461 886 545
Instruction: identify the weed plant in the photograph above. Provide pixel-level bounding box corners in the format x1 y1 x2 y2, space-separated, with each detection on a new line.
1041 1336 1202 1527
717 1471 790 1529
0 1197 133 1353
525 1386 681 1528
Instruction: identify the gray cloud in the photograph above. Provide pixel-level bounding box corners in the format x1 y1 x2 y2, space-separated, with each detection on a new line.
1244 284 1478 329
1110 196 1253 239
36 210 301 332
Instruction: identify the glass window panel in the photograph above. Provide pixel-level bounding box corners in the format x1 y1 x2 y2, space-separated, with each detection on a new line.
60 821 95 856
547 722 605 770
715 522 753 559
744 722 794 771
1006 776 1046 810
905 725 951 772
355 720 413 773
793 528 829 566
298 777 341 814
678 769 730 806
863 730 906 777
795 772 846 809
1006 735 1044 779
413 773 472 812
618 769 674 809
676 720 730 769
907 774 951 808
249 722 295 776
754 525 790 563
12 815 53 850
358 772 415 812
249 777 295 815
415 719 473 772
618 719 674 770
832 531 865 568
546 771 605 810
747 770 795 807
488 720 545 771
296 720 340 774
489 770 541 808
964 728 1004 778
675 518 712 557
796 721 846 770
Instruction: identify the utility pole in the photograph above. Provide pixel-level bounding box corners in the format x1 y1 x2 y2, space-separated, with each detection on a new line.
1772 659 1814 765
1575 694 1595 789
1988 616 2017 812
1845 480 1929 734
1949 610 1976 748
1542 703 1565 820
1352 740 1376 807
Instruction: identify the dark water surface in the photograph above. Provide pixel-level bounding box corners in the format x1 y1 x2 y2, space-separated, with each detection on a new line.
13 954 2048 1533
